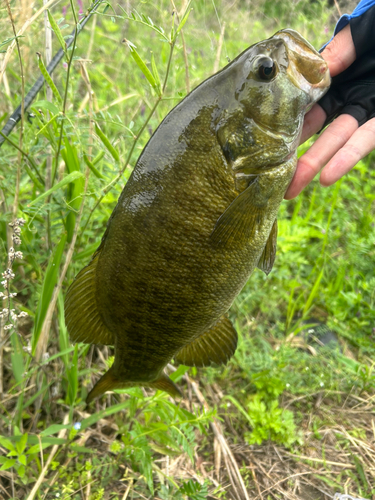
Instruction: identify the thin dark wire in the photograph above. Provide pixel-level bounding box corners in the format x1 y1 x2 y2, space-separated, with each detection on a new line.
0 0 103 147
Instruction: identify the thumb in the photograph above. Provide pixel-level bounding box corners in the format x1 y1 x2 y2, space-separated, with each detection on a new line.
321 24 356 77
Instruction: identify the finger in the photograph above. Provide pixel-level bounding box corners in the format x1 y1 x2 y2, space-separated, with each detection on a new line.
285 114 358 199
299 104 327 145
321 24 356 77
320 117 375 186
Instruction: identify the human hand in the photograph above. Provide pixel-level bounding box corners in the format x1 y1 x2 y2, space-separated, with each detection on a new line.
285 24 375 199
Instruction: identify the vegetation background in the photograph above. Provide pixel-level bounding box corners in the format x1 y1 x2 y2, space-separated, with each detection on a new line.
0 0 374 498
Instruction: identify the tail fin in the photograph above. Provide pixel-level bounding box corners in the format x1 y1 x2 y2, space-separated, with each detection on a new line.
86 367 121 404
148 372 182 399
86 369 182 404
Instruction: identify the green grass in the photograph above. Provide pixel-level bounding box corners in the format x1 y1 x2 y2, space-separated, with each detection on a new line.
0 0 374 498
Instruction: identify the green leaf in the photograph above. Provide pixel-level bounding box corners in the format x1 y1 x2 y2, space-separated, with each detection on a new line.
92 150 105 165
40 424 71 437
1 458 16 470
16 433 28 455
37 52 62 104
18 454 27 466
67 344 79 405
28 171 84 206
36 112 60 137
151 52 162 96
175 6 192 37
32 100 60 115
95 124 119 162
169 365 189 382
47 10 67 58
303 268 324 315
17 464 25 478
61 138 85 242
0 437 15 451
83 154 105 179
32 234 67 353
125 40 157 91
10 332 24 384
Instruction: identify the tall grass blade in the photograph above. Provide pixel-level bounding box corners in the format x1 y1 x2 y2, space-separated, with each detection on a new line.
31 235 67 353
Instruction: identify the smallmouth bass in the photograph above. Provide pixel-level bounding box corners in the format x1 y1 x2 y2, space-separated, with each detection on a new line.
65 29 330 402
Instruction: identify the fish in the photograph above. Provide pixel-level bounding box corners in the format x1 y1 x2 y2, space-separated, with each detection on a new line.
65 29 330 403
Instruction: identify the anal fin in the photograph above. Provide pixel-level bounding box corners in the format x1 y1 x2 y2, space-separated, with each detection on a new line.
65 253 114 346
257 218 277 275
175 314 238 367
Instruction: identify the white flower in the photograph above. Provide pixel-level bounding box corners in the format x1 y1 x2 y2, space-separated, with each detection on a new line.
1 280 7 287
15 251 23 259
13 226 21 235
2 269 15 280
23 342 31 353
320 382 324 387
12 235 21 245
3 324 12 330
43 352 50 362
16 218 26 226
10 310 18 321
18 311 28 318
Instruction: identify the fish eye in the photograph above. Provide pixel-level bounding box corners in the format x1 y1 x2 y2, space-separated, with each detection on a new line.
255 56 277 81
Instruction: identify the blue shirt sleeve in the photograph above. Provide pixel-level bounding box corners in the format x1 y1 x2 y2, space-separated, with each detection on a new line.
321 0 375 49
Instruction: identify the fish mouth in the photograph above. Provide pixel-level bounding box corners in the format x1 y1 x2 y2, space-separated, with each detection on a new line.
274 29 330 106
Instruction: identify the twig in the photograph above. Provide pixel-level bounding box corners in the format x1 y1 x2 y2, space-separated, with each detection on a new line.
185 373 251 500
44 0 53 250
0 0 58 85
213 21 226 74
333 0 342 17
121 479 133 500
170 0 190 93
26 413 70 500
5 0 24 220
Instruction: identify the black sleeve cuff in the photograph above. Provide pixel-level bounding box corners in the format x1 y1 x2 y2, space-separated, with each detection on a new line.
350 3 375 58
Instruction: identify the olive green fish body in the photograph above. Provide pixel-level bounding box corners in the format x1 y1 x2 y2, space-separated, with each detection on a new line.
65 30 330 402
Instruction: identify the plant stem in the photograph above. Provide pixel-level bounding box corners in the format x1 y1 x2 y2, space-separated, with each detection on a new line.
5 0 24 219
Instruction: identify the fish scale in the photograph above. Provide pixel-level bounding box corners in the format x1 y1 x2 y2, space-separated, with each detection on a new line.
65 29 330 403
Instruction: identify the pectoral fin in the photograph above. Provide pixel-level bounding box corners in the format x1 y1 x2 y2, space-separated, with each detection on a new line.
257 219 277 275
65 253 114 346
175 315 238 367
210 179 267 247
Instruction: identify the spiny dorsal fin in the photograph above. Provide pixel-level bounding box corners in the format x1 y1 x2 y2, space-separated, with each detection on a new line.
257 218 277 275
209 179 267 247
175 314 238 367
65 254 114 346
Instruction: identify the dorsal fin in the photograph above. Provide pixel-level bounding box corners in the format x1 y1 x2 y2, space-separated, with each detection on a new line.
175 314 238 367
65 253 114 346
